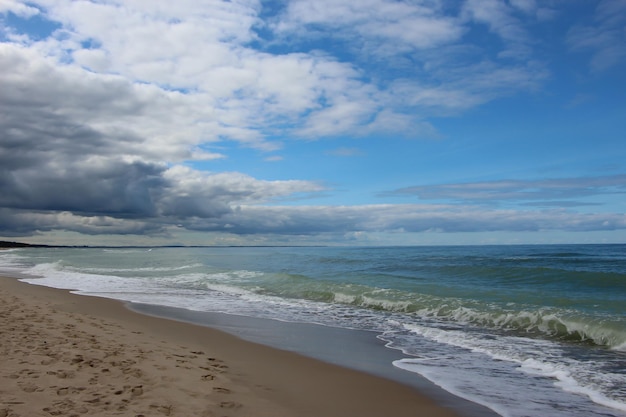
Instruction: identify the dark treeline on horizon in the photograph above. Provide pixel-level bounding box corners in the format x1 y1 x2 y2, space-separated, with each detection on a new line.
0 241 328 249
0 241 52 248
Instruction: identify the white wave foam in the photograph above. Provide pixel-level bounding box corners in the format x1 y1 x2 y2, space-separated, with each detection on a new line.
0 250 27 271
20 261 149 293
411 302 626 349
520 359 626 413
76 263 204 274
393 358 512 417
102 249 153 253
401 323 626 415
333 292 358 304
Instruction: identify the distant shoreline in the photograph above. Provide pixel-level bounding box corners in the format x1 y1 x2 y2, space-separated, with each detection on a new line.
2 240 624 250
0 241 54 248
0 241 328 249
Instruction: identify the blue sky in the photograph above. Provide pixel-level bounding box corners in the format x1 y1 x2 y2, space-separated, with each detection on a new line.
0 0 625 246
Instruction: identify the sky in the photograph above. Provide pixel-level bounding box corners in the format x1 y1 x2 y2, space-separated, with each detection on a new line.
0 0 625 246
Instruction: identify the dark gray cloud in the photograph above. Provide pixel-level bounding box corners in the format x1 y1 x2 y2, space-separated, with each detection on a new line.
0 44 322 237
174 205 626 235
3 201 626 238
0 209 164 237
0 46 164 219
0 159 165 216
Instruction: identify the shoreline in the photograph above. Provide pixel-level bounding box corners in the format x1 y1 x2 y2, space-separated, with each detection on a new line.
128 302 497 417
0 275 472 417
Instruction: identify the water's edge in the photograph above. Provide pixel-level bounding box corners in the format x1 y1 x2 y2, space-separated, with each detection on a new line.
5 244 624 416
129 301 499 417
1 267 496 417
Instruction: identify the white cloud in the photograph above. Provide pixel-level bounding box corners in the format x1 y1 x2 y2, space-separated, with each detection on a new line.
274 0 464 50
462 0 533 59
390 175 626 205
2 0 556 148
326 147 365 157
509 0 537 15
162 165 323 205
23 0 422 143
567 0 626 72
0 43 224 162
0 0 39 17
388 58 548 115
298 96 378 137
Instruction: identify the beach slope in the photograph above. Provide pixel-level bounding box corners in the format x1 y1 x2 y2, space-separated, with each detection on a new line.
0 276 459 417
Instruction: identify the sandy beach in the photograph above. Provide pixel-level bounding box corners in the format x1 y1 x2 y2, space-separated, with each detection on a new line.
0 275 460 417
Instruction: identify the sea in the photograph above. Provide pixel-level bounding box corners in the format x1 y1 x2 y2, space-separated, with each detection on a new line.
1 244 624 417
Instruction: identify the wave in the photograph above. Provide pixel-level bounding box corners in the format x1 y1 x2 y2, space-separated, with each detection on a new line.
11 250 625 352
316 288 626 350
394 323 626 414
74 263 204 274
0 250 27 269
102 249 155 254
439 307 626 350
231 268 626 351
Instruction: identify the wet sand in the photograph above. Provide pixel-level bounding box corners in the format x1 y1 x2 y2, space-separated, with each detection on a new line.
0 276 461 417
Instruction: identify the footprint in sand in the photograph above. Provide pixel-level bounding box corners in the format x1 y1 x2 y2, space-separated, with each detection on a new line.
18 382 39 393
54 370 75 379
44 398 79 416
149 404 174 416
219 401 242 409
41 357 56 365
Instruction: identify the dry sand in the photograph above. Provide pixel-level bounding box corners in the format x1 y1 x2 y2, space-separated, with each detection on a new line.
0 275 460 417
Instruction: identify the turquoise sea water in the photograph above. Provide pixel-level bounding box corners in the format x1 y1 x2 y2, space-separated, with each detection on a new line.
1 244 625 416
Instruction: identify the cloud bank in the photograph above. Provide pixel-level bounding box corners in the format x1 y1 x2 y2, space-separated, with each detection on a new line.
1 0 625 244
